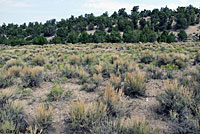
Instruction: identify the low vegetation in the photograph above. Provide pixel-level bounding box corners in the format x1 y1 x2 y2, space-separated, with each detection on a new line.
0 42 200 133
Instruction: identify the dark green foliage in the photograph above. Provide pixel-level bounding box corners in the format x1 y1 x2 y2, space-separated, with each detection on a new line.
93 30 106 43
32 35 48 45
123 30 139 43
1 5 200 45
67 31 78 44
50 36 65 44
178 29 187 41
79 32 92 43
106 30 122 43
158 30 176 43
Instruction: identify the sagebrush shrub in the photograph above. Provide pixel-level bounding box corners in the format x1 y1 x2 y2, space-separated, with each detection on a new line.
68 55 81 65
124 71 146 97
101 84 123 116
21 66 44 88
157 80 193 119
61 64 79 78
7 66 22 77
0 90 29 133
32 55 45 66
69 100 107 132
0 71 13 88
4 59 24 70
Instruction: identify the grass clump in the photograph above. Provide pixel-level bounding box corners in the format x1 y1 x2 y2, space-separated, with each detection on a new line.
7 66 22 77
124 70 146 97
35 104 53 131
32 55 45 66
47 86 64 101
0 71 13 88
0 90 29 133
21 66 44 88
3 59 24 70
68 100 107 133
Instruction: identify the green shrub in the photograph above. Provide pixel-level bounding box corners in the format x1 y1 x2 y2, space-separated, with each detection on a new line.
47 86 64 101
124 71 146 97
21 66 44 88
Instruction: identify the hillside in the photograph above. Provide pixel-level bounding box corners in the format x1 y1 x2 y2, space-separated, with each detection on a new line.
0 5 200 45
1 42 200 133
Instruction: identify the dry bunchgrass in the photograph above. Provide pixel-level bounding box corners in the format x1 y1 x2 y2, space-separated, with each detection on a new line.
110 74 121 90
92 73 103 86
4 59 24 70
32 55 45 66
164 79 193 101
101 84 123 116
68 55 81 65
124 70 146 97
21 66 44 87
35 104 53 130
7 66 22 77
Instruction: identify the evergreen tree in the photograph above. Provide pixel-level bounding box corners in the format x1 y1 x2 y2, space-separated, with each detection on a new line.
32 35 48 45
67 31 78 44
178 29 187 41
93 30 106 43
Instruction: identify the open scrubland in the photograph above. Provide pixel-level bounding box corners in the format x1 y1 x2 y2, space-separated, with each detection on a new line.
1 42 200 134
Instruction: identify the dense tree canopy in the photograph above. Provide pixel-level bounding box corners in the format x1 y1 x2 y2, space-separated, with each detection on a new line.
1 5 200 45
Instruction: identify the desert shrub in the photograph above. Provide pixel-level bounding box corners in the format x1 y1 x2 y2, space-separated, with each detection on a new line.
81 83 96 92
157 80 192 119
32 55 45 66
93 117 155 134
124 71 146 97
110 75 122 90
194 52 200 65
140 51 155 64
91 73 103 87
68 55 81 65
81 54 96 65
101 62 114 78
47 86 64 101
100 84 123 117
113 59 134 75
156 80 199 133
156 54 172 67
35 104 52 131
156 53 187 69
147 65 164 79
7 66 22 77
0 90 29 133
110 54 119 64
21 66 44 88
0 71 13 88
61 64 79 78
4 59 24 70
68 100 107 132
77 67 90 84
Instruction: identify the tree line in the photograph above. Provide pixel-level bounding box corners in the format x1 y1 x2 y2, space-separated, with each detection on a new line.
0 5 199 45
